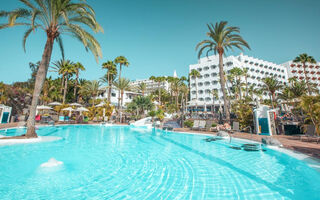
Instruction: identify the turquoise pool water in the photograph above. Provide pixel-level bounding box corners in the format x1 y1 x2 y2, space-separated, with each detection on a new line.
0 125 320 199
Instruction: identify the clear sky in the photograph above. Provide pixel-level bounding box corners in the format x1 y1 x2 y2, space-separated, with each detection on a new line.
0 0 319 84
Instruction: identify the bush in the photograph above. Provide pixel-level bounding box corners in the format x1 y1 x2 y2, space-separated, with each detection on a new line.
184 120 193 128
211 123 217 127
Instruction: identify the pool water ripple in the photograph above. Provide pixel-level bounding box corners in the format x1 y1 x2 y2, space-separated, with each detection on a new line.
0 125 320 199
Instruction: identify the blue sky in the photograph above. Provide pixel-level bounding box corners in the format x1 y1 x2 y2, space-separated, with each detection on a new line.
0 0 319 84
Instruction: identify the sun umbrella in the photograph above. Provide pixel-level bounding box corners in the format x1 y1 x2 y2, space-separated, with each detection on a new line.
37 105 53 110
48 102 62 106
95 102 105 107
36 105 52 115
69 103 82 107
62 107 74 117
75 107 89 115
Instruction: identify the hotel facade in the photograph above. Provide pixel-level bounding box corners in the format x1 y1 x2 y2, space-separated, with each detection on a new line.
189 53 288 109
281 61 320 86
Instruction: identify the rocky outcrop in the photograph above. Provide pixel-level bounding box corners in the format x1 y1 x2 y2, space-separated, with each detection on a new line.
217 131 230 138
261 137 283 147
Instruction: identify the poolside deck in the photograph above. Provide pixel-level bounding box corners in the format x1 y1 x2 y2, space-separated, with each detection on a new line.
174 128 320 160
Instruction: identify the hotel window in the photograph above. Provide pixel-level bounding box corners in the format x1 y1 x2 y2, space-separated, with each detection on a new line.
204 66 209 71
211 65 217 69
211 73 217 77
204 74 210 78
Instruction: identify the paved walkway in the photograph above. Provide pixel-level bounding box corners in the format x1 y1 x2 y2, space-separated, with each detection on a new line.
174 128 320 160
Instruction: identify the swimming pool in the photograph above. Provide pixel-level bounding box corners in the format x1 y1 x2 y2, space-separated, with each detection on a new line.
0 125 319 199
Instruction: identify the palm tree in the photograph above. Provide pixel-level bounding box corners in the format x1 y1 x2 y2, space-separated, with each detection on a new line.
149 76 166 105
293 54 316 95
0 0 103 138
137 82 147 96
73 62 85 101
54 60 76 104
114 56 129 109
196 21 250 122
241 68 249 98
113 78 131 122
102 60 117 102
79 80 101 106
261 77 283 109
229 67 244 100
189 69 200 110
211 89 219 113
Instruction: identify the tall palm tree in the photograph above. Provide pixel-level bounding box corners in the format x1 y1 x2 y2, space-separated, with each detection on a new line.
196 21 250 122
79 80 101 106
54 60 76 104
0 0 103 138
293 53 316 95
229 67 245 100
73 62 85 101
137 82 147 96
211 89 219 113
149 76 166 105
189 69 200 103
242 68 249 97
261 77 283 109
114 56 129 109
102 60 117 102
113 78 131 122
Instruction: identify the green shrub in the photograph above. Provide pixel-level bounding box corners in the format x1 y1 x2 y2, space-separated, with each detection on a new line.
212 123 217 127
184 120 193 128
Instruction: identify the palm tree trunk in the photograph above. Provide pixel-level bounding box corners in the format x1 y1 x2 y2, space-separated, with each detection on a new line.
63 74 68 104
60 74 64 93
107 71 111 103
119 90 124 123
303 63 312 95
158 82 161 105
271 92 275 109
117 65 122 122
245 75 248 97
74 71 79 102
195 77 198 113
218 52 230 123
26 37 54 138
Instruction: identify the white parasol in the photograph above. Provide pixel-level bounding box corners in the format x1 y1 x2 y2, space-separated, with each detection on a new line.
48 102 62 106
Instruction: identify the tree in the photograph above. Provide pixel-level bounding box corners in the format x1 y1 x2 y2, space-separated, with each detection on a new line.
196 21 250 123
73 62 85 101
79 80 101 106
261 77 282 109
229 67 244 100
58 60 76 104
101 60 117 103
299 95 320 135
113 78 131 122
137 82 147 96
0 0 103 137
149 76 166 105
293 54 316 95
189 69 200 110
211 89 219 113
114 56 129 110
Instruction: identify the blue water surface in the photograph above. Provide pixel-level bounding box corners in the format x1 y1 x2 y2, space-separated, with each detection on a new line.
0 125 319 200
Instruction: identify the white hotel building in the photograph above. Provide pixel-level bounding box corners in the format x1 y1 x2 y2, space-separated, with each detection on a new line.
282 61 320 86
189 53 288 110
130 79 170 95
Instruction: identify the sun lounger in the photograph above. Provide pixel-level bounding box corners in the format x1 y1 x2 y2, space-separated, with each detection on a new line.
201 120 213 131
300 125 320 143
191 120 200 130
198 120 206 130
